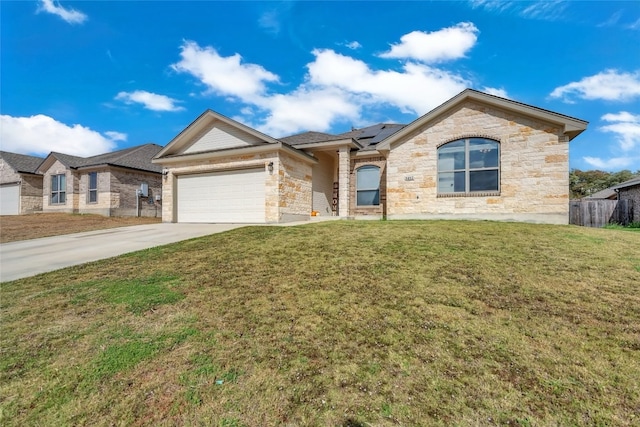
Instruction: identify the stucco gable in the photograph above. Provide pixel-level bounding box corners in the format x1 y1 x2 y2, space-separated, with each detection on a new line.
155 110 281 159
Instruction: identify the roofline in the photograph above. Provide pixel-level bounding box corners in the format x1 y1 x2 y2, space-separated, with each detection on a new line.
154 109 280 160
152 142 317 165
376 89 589 151
292 138 361 151
75 163 161 174
612 178 640 190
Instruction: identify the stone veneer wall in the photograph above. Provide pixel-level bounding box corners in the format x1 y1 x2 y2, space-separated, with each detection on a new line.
108 169 162 217
278 151 313 221
386 101 570 224
0 159 43 214
160 152 279 223
350 156 387 218
42 160 78 213
618 185 640 223
20 175 43 213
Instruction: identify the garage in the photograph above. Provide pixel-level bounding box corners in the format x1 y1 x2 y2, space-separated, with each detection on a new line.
0 184 20 215
177 168 266 223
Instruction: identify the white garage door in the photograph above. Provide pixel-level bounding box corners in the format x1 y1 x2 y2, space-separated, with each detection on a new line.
177 168 266 223
0 184 20 215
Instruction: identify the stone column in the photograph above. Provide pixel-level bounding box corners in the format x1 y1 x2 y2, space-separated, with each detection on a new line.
338 146 350 217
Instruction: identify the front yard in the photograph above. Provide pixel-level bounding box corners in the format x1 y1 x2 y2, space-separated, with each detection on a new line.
1 221 639 426
0 213 161 243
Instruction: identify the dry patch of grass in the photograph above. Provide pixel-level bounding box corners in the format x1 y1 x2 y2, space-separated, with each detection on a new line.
0 213 161 243
1 221 639 426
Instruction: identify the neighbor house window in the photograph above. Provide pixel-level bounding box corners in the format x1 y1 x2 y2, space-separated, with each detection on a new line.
51 174 66 204
437 138 499 194
88 172 98 203
356 165 380 206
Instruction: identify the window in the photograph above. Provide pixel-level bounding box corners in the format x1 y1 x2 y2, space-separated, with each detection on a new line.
51 174 66 204
88 172 98 203
437 138 499 194
356 165 380 206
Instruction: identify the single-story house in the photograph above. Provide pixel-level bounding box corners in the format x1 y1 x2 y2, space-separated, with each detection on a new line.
0 151 45 215
153 89 588 224
37 144 164 217
612 177 640 222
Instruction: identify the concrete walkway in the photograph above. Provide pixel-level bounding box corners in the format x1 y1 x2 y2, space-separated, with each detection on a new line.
0 223 254 282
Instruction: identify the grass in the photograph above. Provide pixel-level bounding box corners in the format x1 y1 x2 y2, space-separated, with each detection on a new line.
0 213 161 243
1 220 639 426
603 221 640 232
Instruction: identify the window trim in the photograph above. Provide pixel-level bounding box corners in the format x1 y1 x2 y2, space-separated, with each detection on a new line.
356 165 381 207
88 172 98 203
51 173 66 205
437 138 500 196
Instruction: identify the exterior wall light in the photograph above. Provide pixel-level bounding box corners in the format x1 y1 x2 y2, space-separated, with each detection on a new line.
268 162 274 172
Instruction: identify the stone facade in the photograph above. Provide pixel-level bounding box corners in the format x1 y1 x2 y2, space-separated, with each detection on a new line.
618 185 640 223
0 158 43 214
350 156 387 218
385 101 571 224
159 149 313 223
42 159 78 213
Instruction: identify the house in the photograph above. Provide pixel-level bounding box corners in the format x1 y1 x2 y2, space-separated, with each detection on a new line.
0 151 45 215
153 89 588 224
37 144 164 217
612 177 640 222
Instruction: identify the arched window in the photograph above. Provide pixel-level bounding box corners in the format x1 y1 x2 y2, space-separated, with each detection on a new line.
356 165 380 206
437 138 499 194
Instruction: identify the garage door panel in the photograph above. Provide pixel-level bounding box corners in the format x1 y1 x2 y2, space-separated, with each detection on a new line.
177 169 265 223
0 185 20 215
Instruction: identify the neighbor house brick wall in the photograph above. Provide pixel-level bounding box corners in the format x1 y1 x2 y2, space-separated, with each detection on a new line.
109 168 162 217
0 159 43 214
386 101 570 224
618 185 640 223
78 168 111 215
42 160 78 213
160 152 278 223
20 174 43 213
350 156 387 218
278 151 313 221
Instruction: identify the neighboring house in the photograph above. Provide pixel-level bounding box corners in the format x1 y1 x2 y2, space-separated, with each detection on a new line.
612 177 640 222
583 187 617 200
153 89 588 224
37 144 163 217
0 151 44 215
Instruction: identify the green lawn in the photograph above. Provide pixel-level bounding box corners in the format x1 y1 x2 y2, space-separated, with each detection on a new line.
1 221 639 426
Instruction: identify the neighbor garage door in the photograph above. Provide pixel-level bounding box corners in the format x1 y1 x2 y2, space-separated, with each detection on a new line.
0 184 20 215
177 168 266 223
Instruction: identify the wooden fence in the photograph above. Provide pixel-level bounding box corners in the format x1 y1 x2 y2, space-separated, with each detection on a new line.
569 199 633 227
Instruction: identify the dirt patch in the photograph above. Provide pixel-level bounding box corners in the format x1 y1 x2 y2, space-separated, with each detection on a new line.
0 213 161 243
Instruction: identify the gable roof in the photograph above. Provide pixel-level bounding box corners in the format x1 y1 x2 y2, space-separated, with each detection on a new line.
612 176 640 191
38 144 163 174
376 88 588 151
0 151 45 174
154 109 280 160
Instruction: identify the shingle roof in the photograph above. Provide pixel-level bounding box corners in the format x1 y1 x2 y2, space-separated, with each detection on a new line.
612 176 640 190
51 144 163 173
280 123 406 151
0 151 45 174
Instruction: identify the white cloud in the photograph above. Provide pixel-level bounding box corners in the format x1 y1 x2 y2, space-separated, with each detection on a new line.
550 69 640 102
0 114 122 157
379 23 479 63
583 156 638 170
344 41 362 50
171 40 279 102
599 111 640 151
115 90 184 112
38 0 87 25
469 1 567 21
482 87 509 98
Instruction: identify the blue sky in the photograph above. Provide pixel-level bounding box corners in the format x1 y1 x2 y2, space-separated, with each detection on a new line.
1 1 639 171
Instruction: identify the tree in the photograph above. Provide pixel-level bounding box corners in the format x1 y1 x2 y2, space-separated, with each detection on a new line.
569 169 640 199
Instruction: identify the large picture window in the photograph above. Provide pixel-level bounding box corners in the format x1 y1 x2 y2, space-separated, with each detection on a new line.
51 174 66 204
88 172 98 203
437 138 499 194
356 165 380 206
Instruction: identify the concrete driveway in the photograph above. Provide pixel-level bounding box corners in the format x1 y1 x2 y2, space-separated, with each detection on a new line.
0 223 250 282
